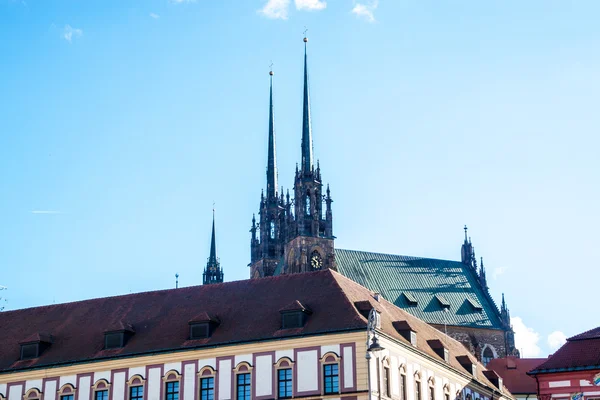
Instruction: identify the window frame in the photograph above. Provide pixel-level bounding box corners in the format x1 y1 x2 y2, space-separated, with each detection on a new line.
399 365 407 400
275 358 294 399
23 388 42 400
415 372 422 400
58 384 76 400
197 367 216 400
321 352 340 395
92 380 111 400
233 362 252 400
382 357 391 398
127 375 145 400
162 371 181 400
428 377 436 400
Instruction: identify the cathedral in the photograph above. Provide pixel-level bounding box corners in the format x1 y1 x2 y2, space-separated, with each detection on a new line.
203 36 519 364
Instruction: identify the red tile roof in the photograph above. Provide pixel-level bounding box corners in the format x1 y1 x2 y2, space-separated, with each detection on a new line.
530 326 600 374
0 270 506 393
486 357 546 394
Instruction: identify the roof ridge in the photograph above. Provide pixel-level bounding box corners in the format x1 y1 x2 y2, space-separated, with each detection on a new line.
336 248 463 264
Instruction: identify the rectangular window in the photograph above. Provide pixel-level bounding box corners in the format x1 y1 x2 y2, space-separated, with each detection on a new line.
165 382 179 400
95 391 109 400
323 364 339 394
400 374 407 400
429 386 435 400
383 367 391 397
278 369 292 399
416 381 422 400
130 386 143 400
200 377 214 400
61 396 74 400
236 373 251 400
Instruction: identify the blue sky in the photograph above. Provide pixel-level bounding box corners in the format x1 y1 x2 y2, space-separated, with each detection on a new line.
1 0 599 358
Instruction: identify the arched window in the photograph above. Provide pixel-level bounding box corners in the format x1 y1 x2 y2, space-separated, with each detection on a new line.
92 380 110 400
322 352 340 395
399 365 407 400
234 362 253 400
127 375 145 400
305 194 311 215
270 221 275 239
198 367 216 400
428 377 435 400
382 358 391 398
275 358 294 399
58 384 76 400
162 371 181 400
415 372 422 400
482 347 494 366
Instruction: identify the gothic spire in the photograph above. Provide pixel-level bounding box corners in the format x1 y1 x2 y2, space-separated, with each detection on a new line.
209 209 217 265
203 209 223 285
301 36 313 173
266 69 278 199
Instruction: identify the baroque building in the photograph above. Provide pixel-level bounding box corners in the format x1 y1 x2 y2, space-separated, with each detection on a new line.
0 271 512 400
248 37 519 363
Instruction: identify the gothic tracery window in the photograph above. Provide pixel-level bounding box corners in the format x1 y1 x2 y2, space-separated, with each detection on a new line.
305 194 311 215
270 221 275 239
482 347 494 366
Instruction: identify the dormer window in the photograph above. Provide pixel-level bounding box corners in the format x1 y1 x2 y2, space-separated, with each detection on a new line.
19 333 52 360
467 298 483 312
402 292 418 306
189 312 219 339
393 321 417 346
104 321 134 349
427 339 449 362
483 371 503 390
456 355 477 376
435 295 450 310
279 300 312 329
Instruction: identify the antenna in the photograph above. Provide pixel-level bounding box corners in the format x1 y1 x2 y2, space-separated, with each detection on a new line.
0 285 7 311
175 273 179 289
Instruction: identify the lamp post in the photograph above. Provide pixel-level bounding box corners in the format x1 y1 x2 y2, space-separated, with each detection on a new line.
366 308 385 400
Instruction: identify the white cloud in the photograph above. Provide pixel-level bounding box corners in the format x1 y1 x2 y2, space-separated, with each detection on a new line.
493 267 506 279
352 0 378 22
548 331 567 351
31 210 63 214
259 0 290 20
295 0 326 11
511 316 541 357
62 24 82 43
150 12 160 19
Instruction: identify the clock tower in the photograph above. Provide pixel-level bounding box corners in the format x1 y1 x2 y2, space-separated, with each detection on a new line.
282 36 335 274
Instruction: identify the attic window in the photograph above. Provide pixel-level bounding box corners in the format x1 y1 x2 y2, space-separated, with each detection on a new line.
456 355 477 376
435 295 450 310
403 292 418 306
483 371 503 390
103 322 134 349
393 321 417 346
279 300 312 329
19 333 52 360
467 298 483 312
427 340 449 362
189 313 219 340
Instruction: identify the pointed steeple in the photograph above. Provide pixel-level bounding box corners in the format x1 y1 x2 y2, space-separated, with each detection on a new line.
266 69 278 199
301 36 314 173
204 209 223 285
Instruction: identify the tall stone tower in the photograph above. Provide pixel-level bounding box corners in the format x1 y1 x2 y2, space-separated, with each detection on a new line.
249 37 335 278
203 211 224 284
282 36 335 274
249 69 288 278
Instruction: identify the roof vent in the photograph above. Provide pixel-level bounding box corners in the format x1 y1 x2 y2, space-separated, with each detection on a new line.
427 339 449 362
279 300 312 329
189 312 220 340
402 292 418 306
483 370 503 390
435 295 450 310
467 298 483 312
104 321 135 350
393 320 417 346
456 355 477 376
19 333 52 360
373 292 381 302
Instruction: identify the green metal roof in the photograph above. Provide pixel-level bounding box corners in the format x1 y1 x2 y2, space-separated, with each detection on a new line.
335 248 504 329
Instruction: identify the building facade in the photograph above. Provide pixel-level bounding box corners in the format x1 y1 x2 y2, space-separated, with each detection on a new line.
528 326 600 400
0 271 511 400
246 37 518 363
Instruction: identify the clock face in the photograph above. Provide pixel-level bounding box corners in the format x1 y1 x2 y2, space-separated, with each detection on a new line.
311 252 323 270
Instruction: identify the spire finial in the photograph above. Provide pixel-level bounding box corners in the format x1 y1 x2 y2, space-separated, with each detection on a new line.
464 225 468 242
301 30 313 173
209 209 217 265
175 273 179 289
266 65 278 199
